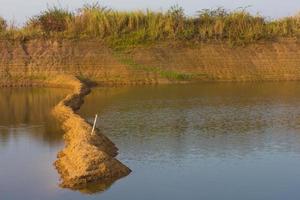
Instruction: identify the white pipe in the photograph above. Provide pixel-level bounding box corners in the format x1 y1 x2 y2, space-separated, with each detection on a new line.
91 114 98 135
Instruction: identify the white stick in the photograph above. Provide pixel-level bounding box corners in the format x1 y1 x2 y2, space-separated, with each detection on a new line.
91 114 98 135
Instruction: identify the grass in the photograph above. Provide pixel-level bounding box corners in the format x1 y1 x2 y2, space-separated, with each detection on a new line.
114 51 199 81
159 70 195 81
1 4 300 47
26 6 73 33
0 17 6 32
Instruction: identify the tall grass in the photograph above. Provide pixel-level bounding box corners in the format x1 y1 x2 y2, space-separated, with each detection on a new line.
65 4 188 41
0 17 7 33
2 4 300 46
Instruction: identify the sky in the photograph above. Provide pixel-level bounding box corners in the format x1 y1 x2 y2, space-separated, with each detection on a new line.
0 0 300 25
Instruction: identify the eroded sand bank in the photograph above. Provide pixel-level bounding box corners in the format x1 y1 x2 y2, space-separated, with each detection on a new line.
50 75 131 189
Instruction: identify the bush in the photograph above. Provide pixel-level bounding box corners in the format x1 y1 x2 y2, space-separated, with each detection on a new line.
0 17 7 32
26 6 73 33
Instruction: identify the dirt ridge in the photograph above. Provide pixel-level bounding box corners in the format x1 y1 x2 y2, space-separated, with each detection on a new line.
50 75 131 189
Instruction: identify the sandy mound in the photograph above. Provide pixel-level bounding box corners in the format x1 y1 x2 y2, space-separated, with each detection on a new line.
51 75 131 189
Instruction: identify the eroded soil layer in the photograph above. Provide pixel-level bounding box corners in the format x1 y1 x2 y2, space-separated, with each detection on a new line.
3 39 300 85
50 75 131 189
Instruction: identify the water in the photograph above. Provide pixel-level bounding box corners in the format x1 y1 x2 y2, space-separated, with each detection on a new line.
0 88 68 199
1 83 300 199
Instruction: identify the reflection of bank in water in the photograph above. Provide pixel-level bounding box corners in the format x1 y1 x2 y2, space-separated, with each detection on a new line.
0 87 68 145
77 178 116 194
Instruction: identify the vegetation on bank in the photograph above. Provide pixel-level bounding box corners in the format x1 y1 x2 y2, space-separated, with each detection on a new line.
1 3 300 47
114 53 199 81
0 17 7 32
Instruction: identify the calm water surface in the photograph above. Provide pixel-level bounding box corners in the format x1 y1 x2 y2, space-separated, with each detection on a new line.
0 88 68 199
1 83 300 199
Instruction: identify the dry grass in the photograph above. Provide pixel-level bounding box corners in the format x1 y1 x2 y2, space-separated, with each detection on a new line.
26 6 73 33
1 4 300 46
0 16 7 33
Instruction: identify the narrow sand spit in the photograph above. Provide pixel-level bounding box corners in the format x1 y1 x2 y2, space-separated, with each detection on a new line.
51 75 131 189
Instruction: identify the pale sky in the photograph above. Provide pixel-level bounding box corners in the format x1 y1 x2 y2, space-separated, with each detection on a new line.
0 0 300 25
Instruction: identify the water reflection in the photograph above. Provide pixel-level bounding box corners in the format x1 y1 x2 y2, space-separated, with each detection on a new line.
77 179 115 195
0 88 69 145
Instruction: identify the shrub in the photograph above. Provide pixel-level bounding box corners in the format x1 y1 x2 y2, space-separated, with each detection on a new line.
26 6 73 33
0 17 7 32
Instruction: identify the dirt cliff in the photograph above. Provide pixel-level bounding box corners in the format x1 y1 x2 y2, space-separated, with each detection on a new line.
0 39 158 86
1 39 300 86
128 39 300 81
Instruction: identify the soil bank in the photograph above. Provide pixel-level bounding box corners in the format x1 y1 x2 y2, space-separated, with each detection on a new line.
2 38 300 87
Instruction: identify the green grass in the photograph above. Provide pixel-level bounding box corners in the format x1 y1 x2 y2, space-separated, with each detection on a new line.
1 4 300 46
113 51 199 81
159 70 194 81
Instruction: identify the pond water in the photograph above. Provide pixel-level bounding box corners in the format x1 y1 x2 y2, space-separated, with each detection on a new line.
1 83 300 199
0 88 67 199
